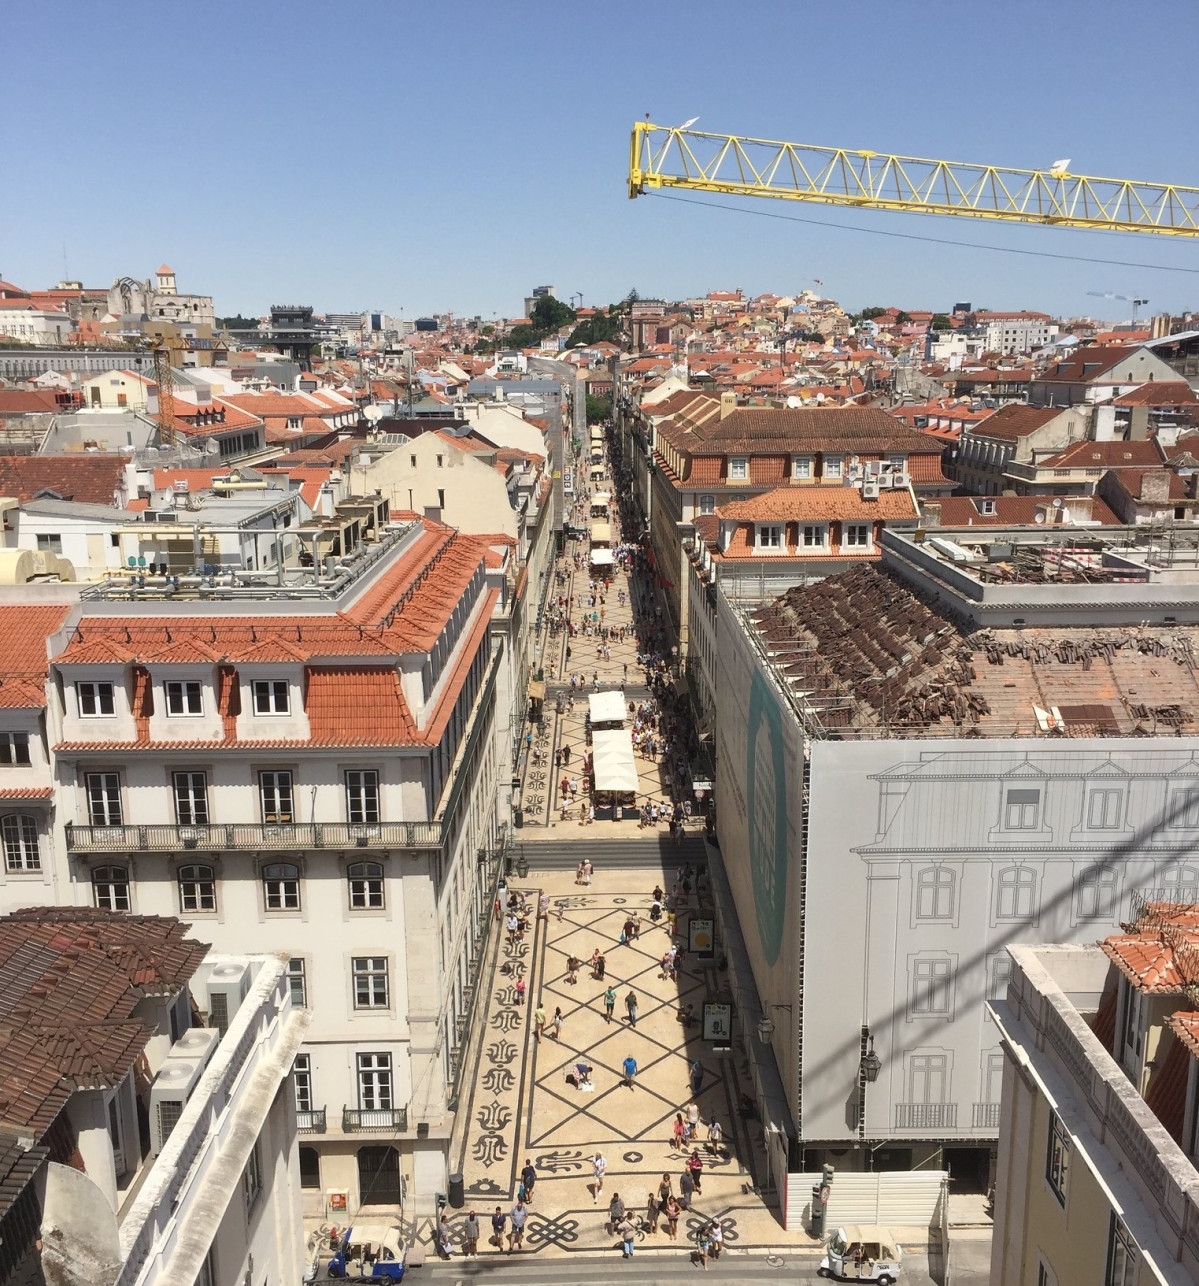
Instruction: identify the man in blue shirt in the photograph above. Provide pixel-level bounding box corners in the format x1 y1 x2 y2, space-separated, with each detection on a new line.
622 1055 638 1089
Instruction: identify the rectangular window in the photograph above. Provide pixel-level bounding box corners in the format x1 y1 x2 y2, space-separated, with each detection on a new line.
845 523 871 547
77 682 115 717
0 733 31 766
36 533 63 554
262 862 300 911
241 1143 263 1216
345 770 380 825
177 863 216 913
757 525 783 549
2 815 40 872
1106 1215 1136 1286
165 680 203 716
252 680 290 715
352 956 389 1008
995 866 1038 920
1169 789 1199 828
989 954 1014 1001
729 457 748 480
1077 866 1118 920
1004 788 1041 829
915 867 956 920
259 771 293 823
1046 1111 1070 1204
907 1052 948 1103
172 771 209 826
357 1052 393 1110
348 862 384 909
698 494 715 516
1087 789 1123 830
802 524 827 548
792 456 812 479
294 1053 313 1112
86 772 123 826
287 957 307 1007
93 865 130 912
912 957 953 1016
824 456 843 479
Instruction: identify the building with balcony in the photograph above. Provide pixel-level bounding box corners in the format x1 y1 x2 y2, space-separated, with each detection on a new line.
988 909 1199 1285
711 525 1199 1201
0 908 306 1286
0 513 509 1217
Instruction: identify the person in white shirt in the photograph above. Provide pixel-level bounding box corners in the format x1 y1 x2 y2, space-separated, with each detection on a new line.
591 1152 607 1202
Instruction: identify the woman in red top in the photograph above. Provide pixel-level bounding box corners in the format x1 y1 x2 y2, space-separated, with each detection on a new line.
671 1113 686 1152
687 1149 703 1195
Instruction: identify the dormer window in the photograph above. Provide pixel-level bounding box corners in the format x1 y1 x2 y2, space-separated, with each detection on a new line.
824 456 843 480
729 457 748 481
792 455 812 479
77 682 115 718
287 416 302 430
756 524 783 550
979 498 996 515
165 680 203 717
253 680 290 716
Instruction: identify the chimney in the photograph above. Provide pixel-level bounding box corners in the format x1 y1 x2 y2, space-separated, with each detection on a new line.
921 501 942 527
1139 470 1170 504
1129 405 1150 441
719 391 737 420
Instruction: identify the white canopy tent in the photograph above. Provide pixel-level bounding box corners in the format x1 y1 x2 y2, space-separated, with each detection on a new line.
589 549 615 567
588 689 626 725
592 491 612 506
591 728 638 793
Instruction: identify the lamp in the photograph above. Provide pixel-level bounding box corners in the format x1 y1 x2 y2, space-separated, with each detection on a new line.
860 1034 881 1083
756 1003 792 1044
515 852 530 880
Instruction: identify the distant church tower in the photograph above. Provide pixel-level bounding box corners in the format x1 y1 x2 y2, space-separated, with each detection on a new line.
155 264 177 296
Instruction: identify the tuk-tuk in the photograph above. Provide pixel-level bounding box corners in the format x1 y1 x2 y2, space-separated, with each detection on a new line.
327 1220 408 1281
819 1225 902 1283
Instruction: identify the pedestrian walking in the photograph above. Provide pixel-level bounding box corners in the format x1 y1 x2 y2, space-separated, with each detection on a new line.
664 1194 681 1239
595 953 606 980
575 861 585 886
625 990 638 1027
582 858 593 885
618 1213 638 1259
508 1200 528 1252
550 1006 563 1041
689 1058 703 1096
688 1149 704 1195
686 1100 700 1137
514 976 525 1005
646 1191 660 1233
538 892 550 920
679 1167 694 1210
709 1219 724 1260
461 1210 479 1258
591 1152 607 1202
520 1158 537 1203
707 1118 723 1155
490 1206 507 1250
694 1222 711 1270
603 985 616 1023
622 1054 638 1089
534 1005 546 1041
605 1192 625 1236
436 1213 453 1259
505 913 518 945
671 1112 686 1152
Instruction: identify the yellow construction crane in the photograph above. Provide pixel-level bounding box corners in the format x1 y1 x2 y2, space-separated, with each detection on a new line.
148 335 188 448
628 121 1199 237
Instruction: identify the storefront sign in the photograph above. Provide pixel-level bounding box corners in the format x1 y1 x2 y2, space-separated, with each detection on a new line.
689 918 715 958
703 1002 732 1049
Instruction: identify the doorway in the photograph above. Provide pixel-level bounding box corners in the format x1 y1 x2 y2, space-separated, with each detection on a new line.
357 1145 402 1206
943 1146 991 1193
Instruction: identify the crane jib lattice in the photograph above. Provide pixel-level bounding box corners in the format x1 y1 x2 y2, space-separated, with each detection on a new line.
628 122 1199 237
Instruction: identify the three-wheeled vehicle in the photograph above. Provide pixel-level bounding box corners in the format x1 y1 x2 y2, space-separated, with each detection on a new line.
327 1221 409 1281
819 1225 903 1283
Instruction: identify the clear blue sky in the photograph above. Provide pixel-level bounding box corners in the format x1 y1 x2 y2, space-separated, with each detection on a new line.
4 1 1197 321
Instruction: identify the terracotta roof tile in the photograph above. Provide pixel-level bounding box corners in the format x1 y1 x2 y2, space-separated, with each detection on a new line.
0 605 70 708
967 405 1065 441
718 486 917 522
931 495 1122 526
305 666 416 743
1040 439 1164 469
0 455 126 506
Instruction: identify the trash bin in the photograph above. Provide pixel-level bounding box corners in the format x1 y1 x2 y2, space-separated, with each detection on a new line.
448 1173 465 1209
513 807 524 829
810 1184 826 1237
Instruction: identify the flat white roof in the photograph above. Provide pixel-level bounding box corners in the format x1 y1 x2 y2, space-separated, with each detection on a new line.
588 689 626 724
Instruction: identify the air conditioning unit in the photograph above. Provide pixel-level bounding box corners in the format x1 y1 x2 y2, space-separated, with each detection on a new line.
862 479 881 500
170 1025 220 1070
891 471 911 489
206 962 251 1035
149 1056 208 1154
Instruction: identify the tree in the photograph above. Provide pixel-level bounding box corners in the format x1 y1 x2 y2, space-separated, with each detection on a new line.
930 313 953 331
895 310 912 324
567 308 623 348
216 314 260 331
859 306 887 320
586 393 612 424
528 294 576 332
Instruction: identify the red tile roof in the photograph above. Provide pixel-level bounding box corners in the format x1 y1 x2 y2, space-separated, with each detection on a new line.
1039 439 1164 469
1101 929 1199 993
969 404 1065 441
0 605 70 708
718 486 917 522
0 455 126 506
305 667 416 743
930 495 1122 526
1112 382 1199 408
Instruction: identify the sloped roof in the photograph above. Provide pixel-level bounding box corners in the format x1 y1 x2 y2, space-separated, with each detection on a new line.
718 486 917 522
0 455 126 505
0 605 70 708
930 495 1122 526
660 406 945 455
969 404 1066 441
1038 439 1164 469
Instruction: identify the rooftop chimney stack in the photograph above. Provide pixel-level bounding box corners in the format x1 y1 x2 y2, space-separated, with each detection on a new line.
719 391 737 420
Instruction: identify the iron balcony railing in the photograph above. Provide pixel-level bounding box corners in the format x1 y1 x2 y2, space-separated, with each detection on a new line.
894 1102 958 1129
342 1107 408 1133
65 820 443 852
972 1103 1002 1128
297 1107 327 1134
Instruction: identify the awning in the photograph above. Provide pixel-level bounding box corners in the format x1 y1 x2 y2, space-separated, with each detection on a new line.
590 428 604 440
589 549 615 566
590 521 611 544
527 679 546 700
588 689 626 725
593 492 612 506
592 728 638 793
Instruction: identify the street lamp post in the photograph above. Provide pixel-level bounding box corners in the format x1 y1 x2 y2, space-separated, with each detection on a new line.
857 1026 881 1144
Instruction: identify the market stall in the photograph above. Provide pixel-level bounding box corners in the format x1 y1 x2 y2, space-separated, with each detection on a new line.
588 689 627 727
591 727 639 820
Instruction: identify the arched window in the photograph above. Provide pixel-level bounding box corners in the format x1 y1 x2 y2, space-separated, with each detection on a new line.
915 866 956 920
995 866 1038 921
178 864 216 913
1 814 40 872
93 865 130 912
1157 863 1199 903
348 861 384 910
263 862 300 911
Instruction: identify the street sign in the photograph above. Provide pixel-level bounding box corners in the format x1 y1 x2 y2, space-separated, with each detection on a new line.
689 917 715 958
703 1002 731 1049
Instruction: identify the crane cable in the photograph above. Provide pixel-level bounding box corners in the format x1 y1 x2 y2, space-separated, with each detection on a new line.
642 190 1199 276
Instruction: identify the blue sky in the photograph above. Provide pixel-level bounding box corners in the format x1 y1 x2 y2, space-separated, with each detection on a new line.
4 1 1198 320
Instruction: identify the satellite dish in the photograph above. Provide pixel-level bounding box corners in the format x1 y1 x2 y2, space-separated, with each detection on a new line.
1052 497 1063 508
785 395 802 409
1035 512 1046 523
